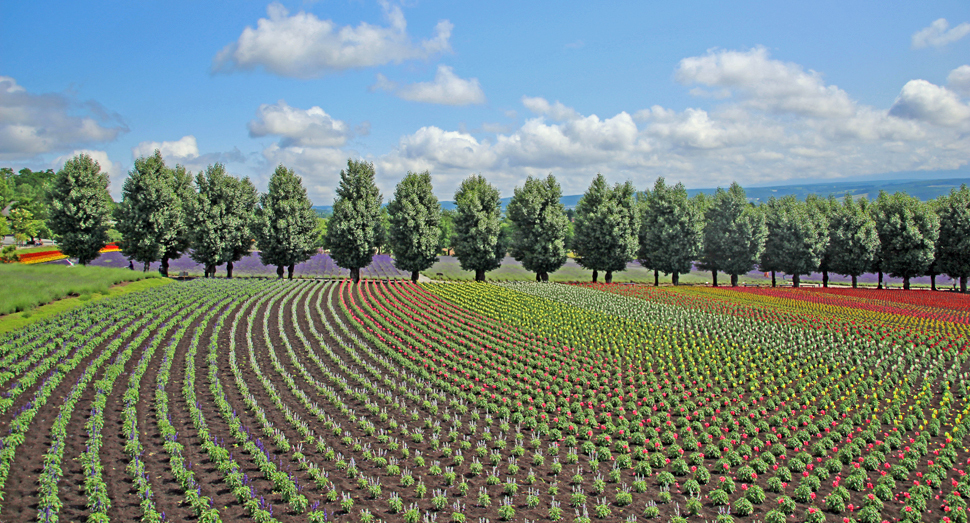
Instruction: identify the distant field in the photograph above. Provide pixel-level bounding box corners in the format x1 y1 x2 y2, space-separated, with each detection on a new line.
421 256 959 288
0 263 162 315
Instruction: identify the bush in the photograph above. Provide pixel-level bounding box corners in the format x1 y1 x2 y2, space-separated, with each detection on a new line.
745 485 766 504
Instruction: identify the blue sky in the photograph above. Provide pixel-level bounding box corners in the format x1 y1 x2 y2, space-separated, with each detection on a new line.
2 1 969 204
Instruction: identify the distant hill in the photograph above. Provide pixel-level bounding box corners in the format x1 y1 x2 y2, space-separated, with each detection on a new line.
313 176 970 214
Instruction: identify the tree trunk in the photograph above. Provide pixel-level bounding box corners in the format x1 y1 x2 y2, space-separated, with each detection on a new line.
877 271 883 289
143 261 149 272
961 275 967 293
288 264 295 280
541 272 549 282
591 269 598 283
851 275 858 288
604 270 613 284
475 269 485 282
654 270 660 287
792 274 800 288
730 273 738 287
411 270 419 283
350 267 360 283
711 271 718 288
822 270 829 288
277 265 284 279
771 271 776 288
161 257 170 277
903 277 910 290
536 272 541 282
672 272 679 286
227 261 234 279
930 274 936 291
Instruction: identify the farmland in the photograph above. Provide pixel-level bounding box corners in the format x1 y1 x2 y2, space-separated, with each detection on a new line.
0 280 968 522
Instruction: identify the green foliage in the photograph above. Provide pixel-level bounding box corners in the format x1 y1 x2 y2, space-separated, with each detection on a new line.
935 185 970 289
761 195 828 286
116 150 189 274
453 175 504 281
0 216 7 238
8 207 36 244
388 171 441 281
698 182 767 285
326 159 383 282
827 194 879 285
874 191 939 287
0 263 159 315
188 163 258 277
438 209 456 254
255 164 318 278
507 174 569 281
639 178 703 285
47 154 113 265
572 174 639 282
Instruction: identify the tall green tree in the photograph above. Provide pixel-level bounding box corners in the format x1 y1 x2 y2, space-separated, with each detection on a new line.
47 154 113 265
453 175 504 281
697 183 767 287
256 164 319 280
326 159 383 283
638 178 703 286
438 209 457 255
827 195 879 288
760 195 828 288
935 185 970 293
808 194 839 287
116 150 188 275
9 208 35 245
572 174 639 283
873 191 939 290
189 164 258 278
387 170 441 282
507 174 569 282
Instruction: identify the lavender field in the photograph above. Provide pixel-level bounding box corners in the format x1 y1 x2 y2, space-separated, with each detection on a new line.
51 251 411 279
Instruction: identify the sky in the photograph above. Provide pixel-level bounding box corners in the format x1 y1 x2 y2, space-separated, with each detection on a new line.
2 1 970 205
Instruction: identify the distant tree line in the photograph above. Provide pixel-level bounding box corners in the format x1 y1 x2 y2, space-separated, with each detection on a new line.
17 152 970 292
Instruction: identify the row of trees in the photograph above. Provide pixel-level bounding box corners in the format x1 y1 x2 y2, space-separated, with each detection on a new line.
37 153 970 291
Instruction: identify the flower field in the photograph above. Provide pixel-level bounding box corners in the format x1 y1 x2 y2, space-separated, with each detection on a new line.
0 280 967 522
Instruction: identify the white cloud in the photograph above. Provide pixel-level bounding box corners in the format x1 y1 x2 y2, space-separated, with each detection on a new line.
248 100 349 147
889 79 970 126
911 18 970 49
213 1 452 78
391 65 485 105
521 96 580 121
948 65 970 96
676 47 855 118
0 76 126 161
132 135 200 160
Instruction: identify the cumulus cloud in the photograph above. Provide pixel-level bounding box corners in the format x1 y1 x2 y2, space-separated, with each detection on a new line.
0 76 127 161
248 100 349 147
676 47 855 118
213 1 452 77
387 65 485 105
132 135 200 160
911 19 970 49
948 65 970 96
267 49 970 203
889 79 970 126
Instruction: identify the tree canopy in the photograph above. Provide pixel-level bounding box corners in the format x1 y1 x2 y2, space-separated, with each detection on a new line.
874 191 940 289
325 159 383 283
935 185 970 292
47 154 113 265
697 183 767 287
638 178 703 286
387 171 441 282
256 164 319 279
760 195 828 287
572 174 639 283
453 175 504 281
827 195 879 288
116 150 188 275
507 174 569 281
188 163 258 278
